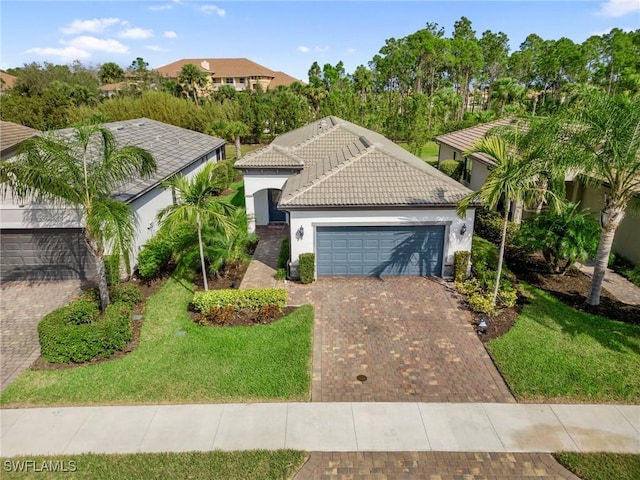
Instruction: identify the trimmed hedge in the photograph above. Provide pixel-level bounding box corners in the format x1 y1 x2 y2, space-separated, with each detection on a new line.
299 253 315 284
38 298 133 364
454 251 470 283
439 159 463 180
192 288 287 314
109 283 142 308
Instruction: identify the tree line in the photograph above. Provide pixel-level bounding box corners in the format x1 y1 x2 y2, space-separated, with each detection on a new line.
1 17 638 152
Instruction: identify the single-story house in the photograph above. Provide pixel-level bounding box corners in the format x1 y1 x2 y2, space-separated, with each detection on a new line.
235 116 476 279
0 121 37 160
435 119 640 264
0 118 226 282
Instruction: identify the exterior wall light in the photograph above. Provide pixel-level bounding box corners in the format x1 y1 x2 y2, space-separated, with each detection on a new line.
460 223 467 235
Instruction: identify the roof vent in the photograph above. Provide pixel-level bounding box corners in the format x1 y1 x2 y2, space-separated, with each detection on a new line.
200 60 210 71
319 119 328 130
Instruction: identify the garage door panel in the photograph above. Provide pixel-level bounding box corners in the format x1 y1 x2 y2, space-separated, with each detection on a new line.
317 225 444 277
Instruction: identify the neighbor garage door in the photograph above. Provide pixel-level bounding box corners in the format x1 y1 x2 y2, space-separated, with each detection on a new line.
0 228 96 282
316 225 445 277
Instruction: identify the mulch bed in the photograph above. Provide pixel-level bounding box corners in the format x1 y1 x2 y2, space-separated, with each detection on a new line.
191 306 297 328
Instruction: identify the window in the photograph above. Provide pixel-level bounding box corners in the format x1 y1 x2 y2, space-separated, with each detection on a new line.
226 78 234 84
238 77 245 84
463 157 473 184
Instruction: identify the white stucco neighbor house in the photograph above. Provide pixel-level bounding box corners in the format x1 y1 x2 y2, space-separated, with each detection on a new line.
235 116 476 279
0 118 226 282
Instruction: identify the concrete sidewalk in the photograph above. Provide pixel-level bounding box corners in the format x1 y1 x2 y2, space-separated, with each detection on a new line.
1 402 638 457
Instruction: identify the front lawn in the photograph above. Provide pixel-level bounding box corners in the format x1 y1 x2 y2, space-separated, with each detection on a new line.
554 453 640 480
487 283 640 403
0 279 313 407
1 451 305 480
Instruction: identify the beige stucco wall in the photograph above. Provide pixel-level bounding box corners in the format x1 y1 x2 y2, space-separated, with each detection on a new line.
575 183 639 264
437 144 458 164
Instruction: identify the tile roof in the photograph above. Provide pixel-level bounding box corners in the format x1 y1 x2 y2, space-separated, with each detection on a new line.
55 118 225 202
0 71 16 91
237 116 473 208
155 58 286 81
435 118 519 165
0 121 37 157
269 71 304 88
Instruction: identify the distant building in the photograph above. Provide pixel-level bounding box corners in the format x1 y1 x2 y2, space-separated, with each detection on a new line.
0 71 17 94
154 58 302 92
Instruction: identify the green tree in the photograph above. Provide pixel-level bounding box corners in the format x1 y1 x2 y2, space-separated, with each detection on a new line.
178 63 208 105
545 92 640 305
156 162 236 290
209 120 250 160
98 62 125 85
517 202 601 274
451 16 483 120
1 125 156 310
479 30 510 110
457 136 558 308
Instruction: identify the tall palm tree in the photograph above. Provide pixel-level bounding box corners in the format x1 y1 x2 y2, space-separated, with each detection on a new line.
209 120 250 160
0 124 156 310
549 92 640 305
457 136 560 308
156 162 237 290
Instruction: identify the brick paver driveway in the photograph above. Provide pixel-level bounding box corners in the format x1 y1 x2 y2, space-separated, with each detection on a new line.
0 280 83 392
300 277 514 403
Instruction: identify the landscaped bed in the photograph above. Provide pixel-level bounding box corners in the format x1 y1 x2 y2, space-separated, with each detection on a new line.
0 450 306 480
0 278 313 407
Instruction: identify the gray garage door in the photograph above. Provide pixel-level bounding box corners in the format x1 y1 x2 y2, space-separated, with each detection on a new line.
0 229 96 282
316 225 445 277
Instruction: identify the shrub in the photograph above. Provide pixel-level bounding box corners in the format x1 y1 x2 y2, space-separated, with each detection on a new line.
277 237 290 270
456 278 481 295
192 288 287 313
38 300 132 364
108 283 142 307
65 298 100 325
498 287 518 308
299 253 315 284
439 159 463 180
104 254 121 286
454 251 470 282
199 306 236 326
467 293 494 314
475 208 519 246
274 268 287 281
137 233 174 280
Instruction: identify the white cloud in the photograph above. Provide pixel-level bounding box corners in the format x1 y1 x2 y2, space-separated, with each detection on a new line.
297 46 310 53
62 36 130 54
314 45 329 52
347 47 356 54
597 0 640 17
26 46 91 61
61 17 121 35
118 27 154 39
145 45 170 52
201 5 226 16
590 26 634 36
149 4 172 11
164 31 178 39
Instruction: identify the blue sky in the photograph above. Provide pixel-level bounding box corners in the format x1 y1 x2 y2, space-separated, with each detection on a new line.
1 1 638 82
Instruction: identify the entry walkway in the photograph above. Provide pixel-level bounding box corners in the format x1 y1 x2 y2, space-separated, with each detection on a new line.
577 262 640 306
1 402 638 457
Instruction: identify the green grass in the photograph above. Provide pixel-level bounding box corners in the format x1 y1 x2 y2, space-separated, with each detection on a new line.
0 279 313 407
487 283 640 403
554 453 640 480
398 140 439 164
226 143 263 162
1 451 306 480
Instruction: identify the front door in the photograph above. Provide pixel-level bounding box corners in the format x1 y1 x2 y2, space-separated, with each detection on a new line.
268 189 286 223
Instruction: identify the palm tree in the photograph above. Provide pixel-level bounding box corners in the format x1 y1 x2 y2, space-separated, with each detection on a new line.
549 92 640 305
457 136 560 308
209 120 250 160
156 162 237 290
0 124 156 310
178 63 208 105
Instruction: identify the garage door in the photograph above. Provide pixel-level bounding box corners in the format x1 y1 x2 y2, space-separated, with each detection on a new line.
0 229 96 282
316 225 445 277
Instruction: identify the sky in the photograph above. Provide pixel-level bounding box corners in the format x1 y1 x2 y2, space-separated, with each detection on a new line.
1 1 639 82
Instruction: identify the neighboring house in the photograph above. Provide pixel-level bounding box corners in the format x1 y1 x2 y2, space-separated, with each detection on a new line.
154 58 302 92
435 119 640 264
0 118 226 282
0 121 37 160
0 71 17 94
235 116 476 279
98 81 139 98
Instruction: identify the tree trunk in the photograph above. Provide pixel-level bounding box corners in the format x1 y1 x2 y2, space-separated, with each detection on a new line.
586 207 624 305
492 203 511 307
235 136 242 160
197 212 209 291
84 233 109 311
511 199 523 224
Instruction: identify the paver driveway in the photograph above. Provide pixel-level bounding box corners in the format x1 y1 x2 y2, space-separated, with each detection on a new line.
0 280 83 392
293 277 514 403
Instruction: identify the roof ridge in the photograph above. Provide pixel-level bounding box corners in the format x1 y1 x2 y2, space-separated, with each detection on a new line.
271 145 305 165
284 143 374 204
290 117 340 150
